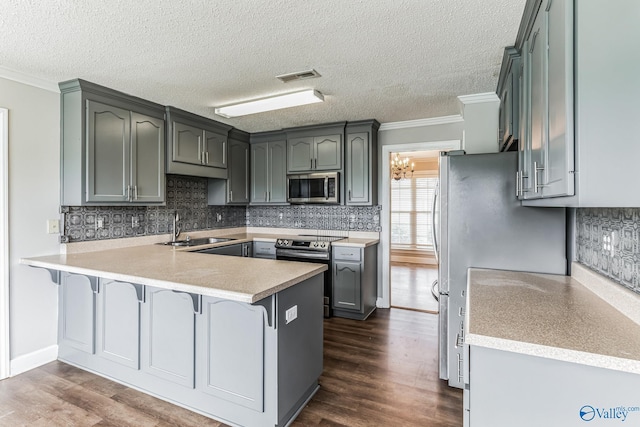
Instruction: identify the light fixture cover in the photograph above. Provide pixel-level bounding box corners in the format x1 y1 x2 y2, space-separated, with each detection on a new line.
214 89 324 118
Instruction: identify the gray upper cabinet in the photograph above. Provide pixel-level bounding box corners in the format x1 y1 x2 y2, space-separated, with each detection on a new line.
60 79 166 206
345 120 379 205
250 131 287 204
497 47 520 152
166 107 232 179
512 0 640 207
208 128 250 205
287 135 341 172
285 123 345 173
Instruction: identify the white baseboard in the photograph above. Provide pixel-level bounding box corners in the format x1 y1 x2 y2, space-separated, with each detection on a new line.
10 344 58 376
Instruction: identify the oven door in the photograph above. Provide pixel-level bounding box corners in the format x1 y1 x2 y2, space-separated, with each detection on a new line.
276 249 332 317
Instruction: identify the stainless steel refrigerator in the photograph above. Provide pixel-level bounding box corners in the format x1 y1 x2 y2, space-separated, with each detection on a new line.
434 151 566 389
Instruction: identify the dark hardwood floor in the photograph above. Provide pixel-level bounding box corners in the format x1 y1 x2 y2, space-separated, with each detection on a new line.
0 309 462 426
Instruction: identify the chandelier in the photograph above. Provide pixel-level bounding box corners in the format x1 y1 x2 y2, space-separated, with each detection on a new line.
391 153 414 180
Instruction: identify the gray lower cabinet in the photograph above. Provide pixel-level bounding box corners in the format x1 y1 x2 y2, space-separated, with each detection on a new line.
166 107 232 179
59 272 98 354
197 297 265 411
250 132 287 204
345 120 379 205
60 79 166 206
55 271 324 427
253 241 276 259
332 244 378 320
97 280 143 369
195 242 252 257
466 345 640 426
141 287 197 388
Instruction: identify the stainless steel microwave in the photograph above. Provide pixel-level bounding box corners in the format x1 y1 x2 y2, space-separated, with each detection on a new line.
287 172 339 204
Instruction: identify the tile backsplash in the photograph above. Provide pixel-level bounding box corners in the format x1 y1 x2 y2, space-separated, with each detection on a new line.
63 175 381 242
576 208 640 294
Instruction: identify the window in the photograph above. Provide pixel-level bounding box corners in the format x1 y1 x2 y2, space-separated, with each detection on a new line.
391 174 438 251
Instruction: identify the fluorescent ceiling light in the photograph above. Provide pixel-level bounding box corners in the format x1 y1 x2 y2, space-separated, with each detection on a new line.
215 89 324 118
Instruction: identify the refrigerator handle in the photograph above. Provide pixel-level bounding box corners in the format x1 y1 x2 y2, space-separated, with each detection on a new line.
431 185 439 264
431 279 439 302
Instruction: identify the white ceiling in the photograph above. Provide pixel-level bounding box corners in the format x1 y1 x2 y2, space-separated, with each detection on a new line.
1 0 525 133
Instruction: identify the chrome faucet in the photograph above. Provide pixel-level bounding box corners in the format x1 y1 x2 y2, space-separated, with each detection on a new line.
172 210 181 242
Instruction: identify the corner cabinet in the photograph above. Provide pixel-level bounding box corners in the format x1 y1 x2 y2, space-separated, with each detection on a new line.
165 107 232 179
345 120 379 205
60 79 166 206
511 0 640 207
250 131 287 204
332 244 378 320
285 122 345 173
208 128 250 205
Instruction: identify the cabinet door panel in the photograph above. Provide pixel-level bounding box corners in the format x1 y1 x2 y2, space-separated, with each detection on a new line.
527 13 546 199
229 140 249 203
314 135 341 170
269 140 287 203
544 0 574 198
251 143 269 203
131 113 165 203
98 280 141 369
333 261 361 310
346 133 369 204
204 130 227 169
173 122 203 165
142 288 196 388
287 137 314 172
60 272 97 354
198 298 265 412
87 100 129 203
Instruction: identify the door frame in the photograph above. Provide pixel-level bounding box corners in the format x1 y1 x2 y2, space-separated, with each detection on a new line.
0 108 9 379
379 140 461 309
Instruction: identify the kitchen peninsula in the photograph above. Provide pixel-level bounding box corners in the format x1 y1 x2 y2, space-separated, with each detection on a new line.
21 242 327 427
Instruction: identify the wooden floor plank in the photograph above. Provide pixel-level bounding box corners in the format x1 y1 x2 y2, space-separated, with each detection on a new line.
0 308 462 426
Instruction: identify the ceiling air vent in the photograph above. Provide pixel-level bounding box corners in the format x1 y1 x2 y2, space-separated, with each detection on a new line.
276 69 321 83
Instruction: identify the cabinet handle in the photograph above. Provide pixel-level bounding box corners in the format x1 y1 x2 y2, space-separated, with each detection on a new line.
533 161 544 193
205 151 209 165
348 189 352 201
264 192 268 202
310 159 313 169
545 0 553 11
229 190 233 202
134 185 138 200
125 185 131 201
516 171 520 198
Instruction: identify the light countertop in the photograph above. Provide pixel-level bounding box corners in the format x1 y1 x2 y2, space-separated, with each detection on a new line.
465 264 640 374
21 244 327 304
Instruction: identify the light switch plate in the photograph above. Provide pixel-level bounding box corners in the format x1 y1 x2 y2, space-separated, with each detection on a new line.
285 305 298 324
47 219 59 234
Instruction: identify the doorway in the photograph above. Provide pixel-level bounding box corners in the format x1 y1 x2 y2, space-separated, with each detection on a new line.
379 140 460 310
0 108 9 379
388 150 439 312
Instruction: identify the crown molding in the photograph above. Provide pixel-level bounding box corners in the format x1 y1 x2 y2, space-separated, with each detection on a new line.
0 67 59 93
379 114 463 131
457 92 499 105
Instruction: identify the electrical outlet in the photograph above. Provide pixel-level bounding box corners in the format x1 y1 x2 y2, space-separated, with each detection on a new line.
216 213 222 222
131 216 139 228
285 305 298 324
603 231 616 257
96 216 104 230
46 219 59 234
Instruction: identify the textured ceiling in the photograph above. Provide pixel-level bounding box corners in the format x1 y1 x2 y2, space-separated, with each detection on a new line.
1 0 525 132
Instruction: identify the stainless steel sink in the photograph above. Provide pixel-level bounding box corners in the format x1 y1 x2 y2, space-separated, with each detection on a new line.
161 237 235 247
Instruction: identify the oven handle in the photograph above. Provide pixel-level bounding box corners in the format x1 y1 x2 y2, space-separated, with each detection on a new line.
276 248 330 261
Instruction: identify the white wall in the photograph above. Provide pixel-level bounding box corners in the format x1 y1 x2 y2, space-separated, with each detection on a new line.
1 77 60 372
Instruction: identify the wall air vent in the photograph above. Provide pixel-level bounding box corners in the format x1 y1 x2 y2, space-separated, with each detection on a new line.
276 69 321 83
